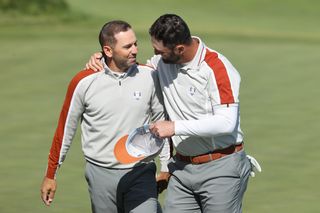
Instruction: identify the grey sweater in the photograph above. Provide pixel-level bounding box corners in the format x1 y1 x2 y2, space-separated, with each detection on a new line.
46 64 169 179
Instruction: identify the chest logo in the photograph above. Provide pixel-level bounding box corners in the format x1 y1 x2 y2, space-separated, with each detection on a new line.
133 91 142 100
189 86 197 96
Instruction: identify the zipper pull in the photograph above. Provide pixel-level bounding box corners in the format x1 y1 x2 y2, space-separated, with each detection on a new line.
119 80 121 86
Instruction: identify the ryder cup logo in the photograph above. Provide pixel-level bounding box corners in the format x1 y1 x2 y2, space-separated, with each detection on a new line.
189 86 196 96
133 91 142 100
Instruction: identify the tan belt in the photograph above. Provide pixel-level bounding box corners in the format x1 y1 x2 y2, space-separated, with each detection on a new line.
176 143 244 164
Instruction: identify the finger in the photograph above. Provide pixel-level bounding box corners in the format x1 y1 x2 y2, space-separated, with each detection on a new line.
91 57 103 71
149 123 154 130
98 63 104 71
94 52 103 59
85 63 94 71
48 190 55 202
95 63 103 71
149 124 157 134
41 190 48 205
89 58 99 71
41 190 51 206
86 61 97 71
43 190 55 206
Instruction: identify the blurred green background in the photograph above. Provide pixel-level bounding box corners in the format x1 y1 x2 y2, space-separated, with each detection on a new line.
0 0 319 212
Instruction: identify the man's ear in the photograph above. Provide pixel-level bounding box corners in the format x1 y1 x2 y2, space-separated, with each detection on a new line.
103 45 113 58
175 45 185 55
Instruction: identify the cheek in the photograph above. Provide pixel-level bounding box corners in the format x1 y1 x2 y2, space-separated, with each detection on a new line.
117 50 129 57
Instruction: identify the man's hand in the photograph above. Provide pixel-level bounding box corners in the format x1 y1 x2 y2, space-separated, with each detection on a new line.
85 52 104 71
149 121 175 138
156 172 171 194
40 177 57 206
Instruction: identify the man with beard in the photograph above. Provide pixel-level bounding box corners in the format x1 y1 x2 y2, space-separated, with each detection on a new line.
40 20 169 213
86 14 261 213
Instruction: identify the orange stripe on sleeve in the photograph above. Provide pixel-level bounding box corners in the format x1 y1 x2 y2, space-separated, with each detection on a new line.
204 49 235 104
46 69 96 179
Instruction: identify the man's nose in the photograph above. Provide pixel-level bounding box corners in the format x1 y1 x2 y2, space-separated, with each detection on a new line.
132 45 138 54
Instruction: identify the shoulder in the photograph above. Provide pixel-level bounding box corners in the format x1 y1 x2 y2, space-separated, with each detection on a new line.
68 69 102 90
136 63 156 71
71 69 99 81
203 48 220 63
133 63 160 86
203 48 239 75
146 55 162 69
71 69 101 82
135 63 159 77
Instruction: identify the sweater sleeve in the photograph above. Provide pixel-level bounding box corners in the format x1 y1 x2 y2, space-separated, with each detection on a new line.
45 69 95 179
150 69 170 172
146 55 161 70
174 104 239 137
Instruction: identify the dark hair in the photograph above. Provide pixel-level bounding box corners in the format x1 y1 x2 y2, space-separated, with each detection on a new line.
149 14 192 49
99 20 131 48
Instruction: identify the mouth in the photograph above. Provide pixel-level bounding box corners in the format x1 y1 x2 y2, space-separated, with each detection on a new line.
129 57 136 62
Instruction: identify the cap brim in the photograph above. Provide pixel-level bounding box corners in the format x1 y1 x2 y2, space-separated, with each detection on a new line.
114 135 144 164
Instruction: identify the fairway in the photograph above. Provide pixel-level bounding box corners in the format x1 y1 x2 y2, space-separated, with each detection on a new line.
0 0 319 212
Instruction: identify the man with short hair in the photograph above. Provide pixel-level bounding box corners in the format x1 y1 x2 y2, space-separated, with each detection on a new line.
40 20 169 213
148 14 251 213
86 14 259 213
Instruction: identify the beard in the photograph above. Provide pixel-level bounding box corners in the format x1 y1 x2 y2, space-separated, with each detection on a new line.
162 52 181 64
113 54 136 71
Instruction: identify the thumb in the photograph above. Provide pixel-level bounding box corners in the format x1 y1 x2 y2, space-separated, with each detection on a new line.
149 123 155 130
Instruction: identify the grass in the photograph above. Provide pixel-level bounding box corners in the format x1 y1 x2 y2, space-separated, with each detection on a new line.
0 0 319 212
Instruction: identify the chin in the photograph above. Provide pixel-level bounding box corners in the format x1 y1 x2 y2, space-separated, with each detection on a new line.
162 59 176 64
162 56 180 64
128 61 136 66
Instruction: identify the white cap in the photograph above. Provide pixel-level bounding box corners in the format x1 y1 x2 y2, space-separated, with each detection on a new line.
114 124 164 164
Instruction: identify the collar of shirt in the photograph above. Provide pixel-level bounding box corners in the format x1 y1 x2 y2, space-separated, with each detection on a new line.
102 57 137 79
178 36 206 72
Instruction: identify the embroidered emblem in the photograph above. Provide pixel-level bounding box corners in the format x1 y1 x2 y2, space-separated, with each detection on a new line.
133 91 142 100
189 86 196 96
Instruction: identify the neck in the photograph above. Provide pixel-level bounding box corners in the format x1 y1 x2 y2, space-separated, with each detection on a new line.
179 38 199 64
106 58 127 73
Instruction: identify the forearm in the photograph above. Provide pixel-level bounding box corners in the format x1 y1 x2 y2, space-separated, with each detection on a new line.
46 71 89 179
175 104 239 137
46 104 82 179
